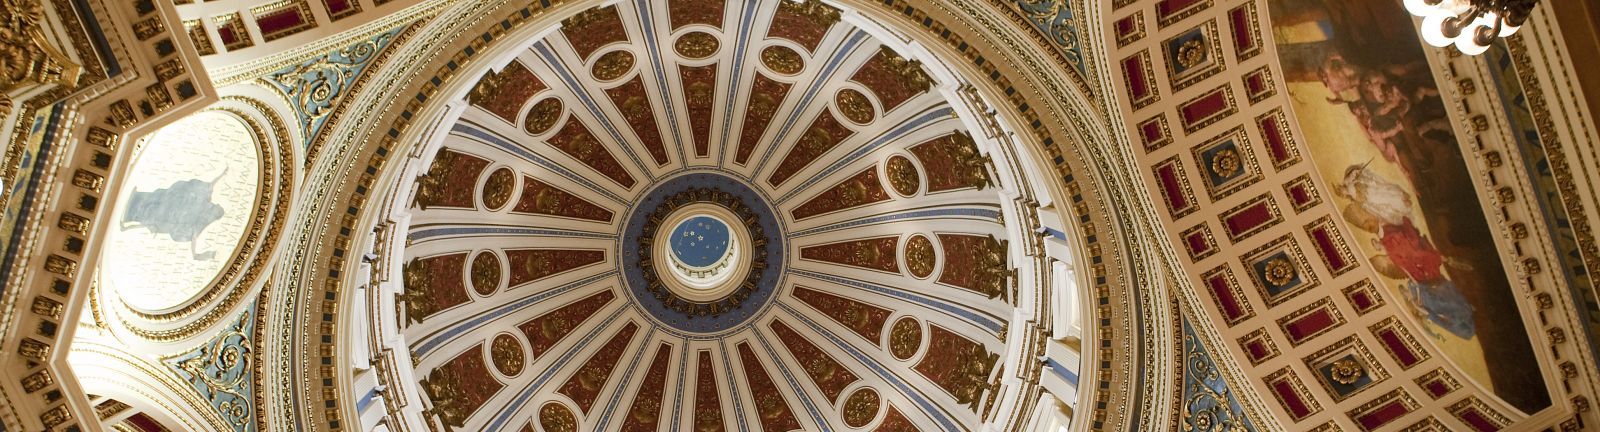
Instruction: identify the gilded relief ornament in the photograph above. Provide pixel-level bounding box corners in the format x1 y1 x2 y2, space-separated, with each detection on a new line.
950 133 993 190
835 88 875 124
904 235 935 279
888 317 922 360
532 188 568 214
490 333 525 377
1209 148 1241 178
470 252 501 296
415 150 460 210
523 98 563 135
951 344 1000 408
674 31 720 59
1176 38 1207 69
852 241 886 267
592 50 635 81
166 306 257 431
0 0 81 95
1328 357 1364 385
978 236 1010 298
778 0 841 26
885 156 920 197
266 29 398 146
399 258 433 322
761 46 804 75
841 388 881 427
422 371 469 426
562 5 613 28
1262 256 1296 287
1014 0 1086 74
481 167 516 210
877 47 932 90
540 403 578 432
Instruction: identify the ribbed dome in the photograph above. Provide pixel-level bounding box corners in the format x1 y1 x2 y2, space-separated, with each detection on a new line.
389 1 1031 430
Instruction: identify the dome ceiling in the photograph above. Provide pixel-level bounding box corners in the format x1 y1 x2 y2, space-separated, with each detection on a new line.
395 1 1016 430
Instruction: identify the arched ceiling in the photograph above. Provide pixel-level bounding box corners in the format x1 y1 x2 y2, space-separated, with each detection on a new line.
392 1 1021 430
12 0 1600 429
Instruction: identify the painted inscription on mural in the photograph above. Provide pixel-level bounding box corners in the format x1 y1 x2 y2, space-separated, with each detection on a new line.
1269 0 1550 412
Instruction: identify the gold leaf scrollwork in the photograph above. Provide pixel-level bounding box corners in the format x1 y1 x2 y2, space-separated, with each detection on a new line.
1181 325 1249 431
168 309 255 431
266 31 391 140
0 0 81 95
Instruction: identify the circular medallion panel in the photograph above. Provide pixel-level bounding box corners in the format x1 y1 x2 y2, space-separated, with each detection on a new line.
103 111 261 312
593 50 635 81
842 388 881 427
885 156 920 197
761 45 804 75
675 31 720 58
490 333 525 377
540 403 577 432
470 251 502 296
889 317 923 360
482 167 516 210
523 98 563 135
904 235 935 279
836 88 875 124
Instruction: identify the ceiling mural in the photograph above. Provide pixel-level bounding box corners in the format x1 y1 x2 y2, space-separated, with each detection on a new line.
1106 0 1597 428
101 112 259 313
1267 0 1548 412
390 1 1025 430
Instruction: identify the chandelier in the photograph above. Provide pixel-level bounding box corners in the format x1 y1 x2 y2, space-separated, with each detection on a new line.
1404 0 1540 55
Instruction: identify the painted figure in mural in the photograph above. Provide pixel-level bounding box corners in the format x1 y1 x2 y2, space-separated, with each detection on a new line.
1272 0 1551 411
1319 57 1451 184
120 169 228 260
1334 164 1475 339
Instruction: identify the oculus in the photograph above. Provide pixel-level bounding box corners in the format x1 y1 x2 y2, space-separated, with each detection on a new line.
622 173 786 334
